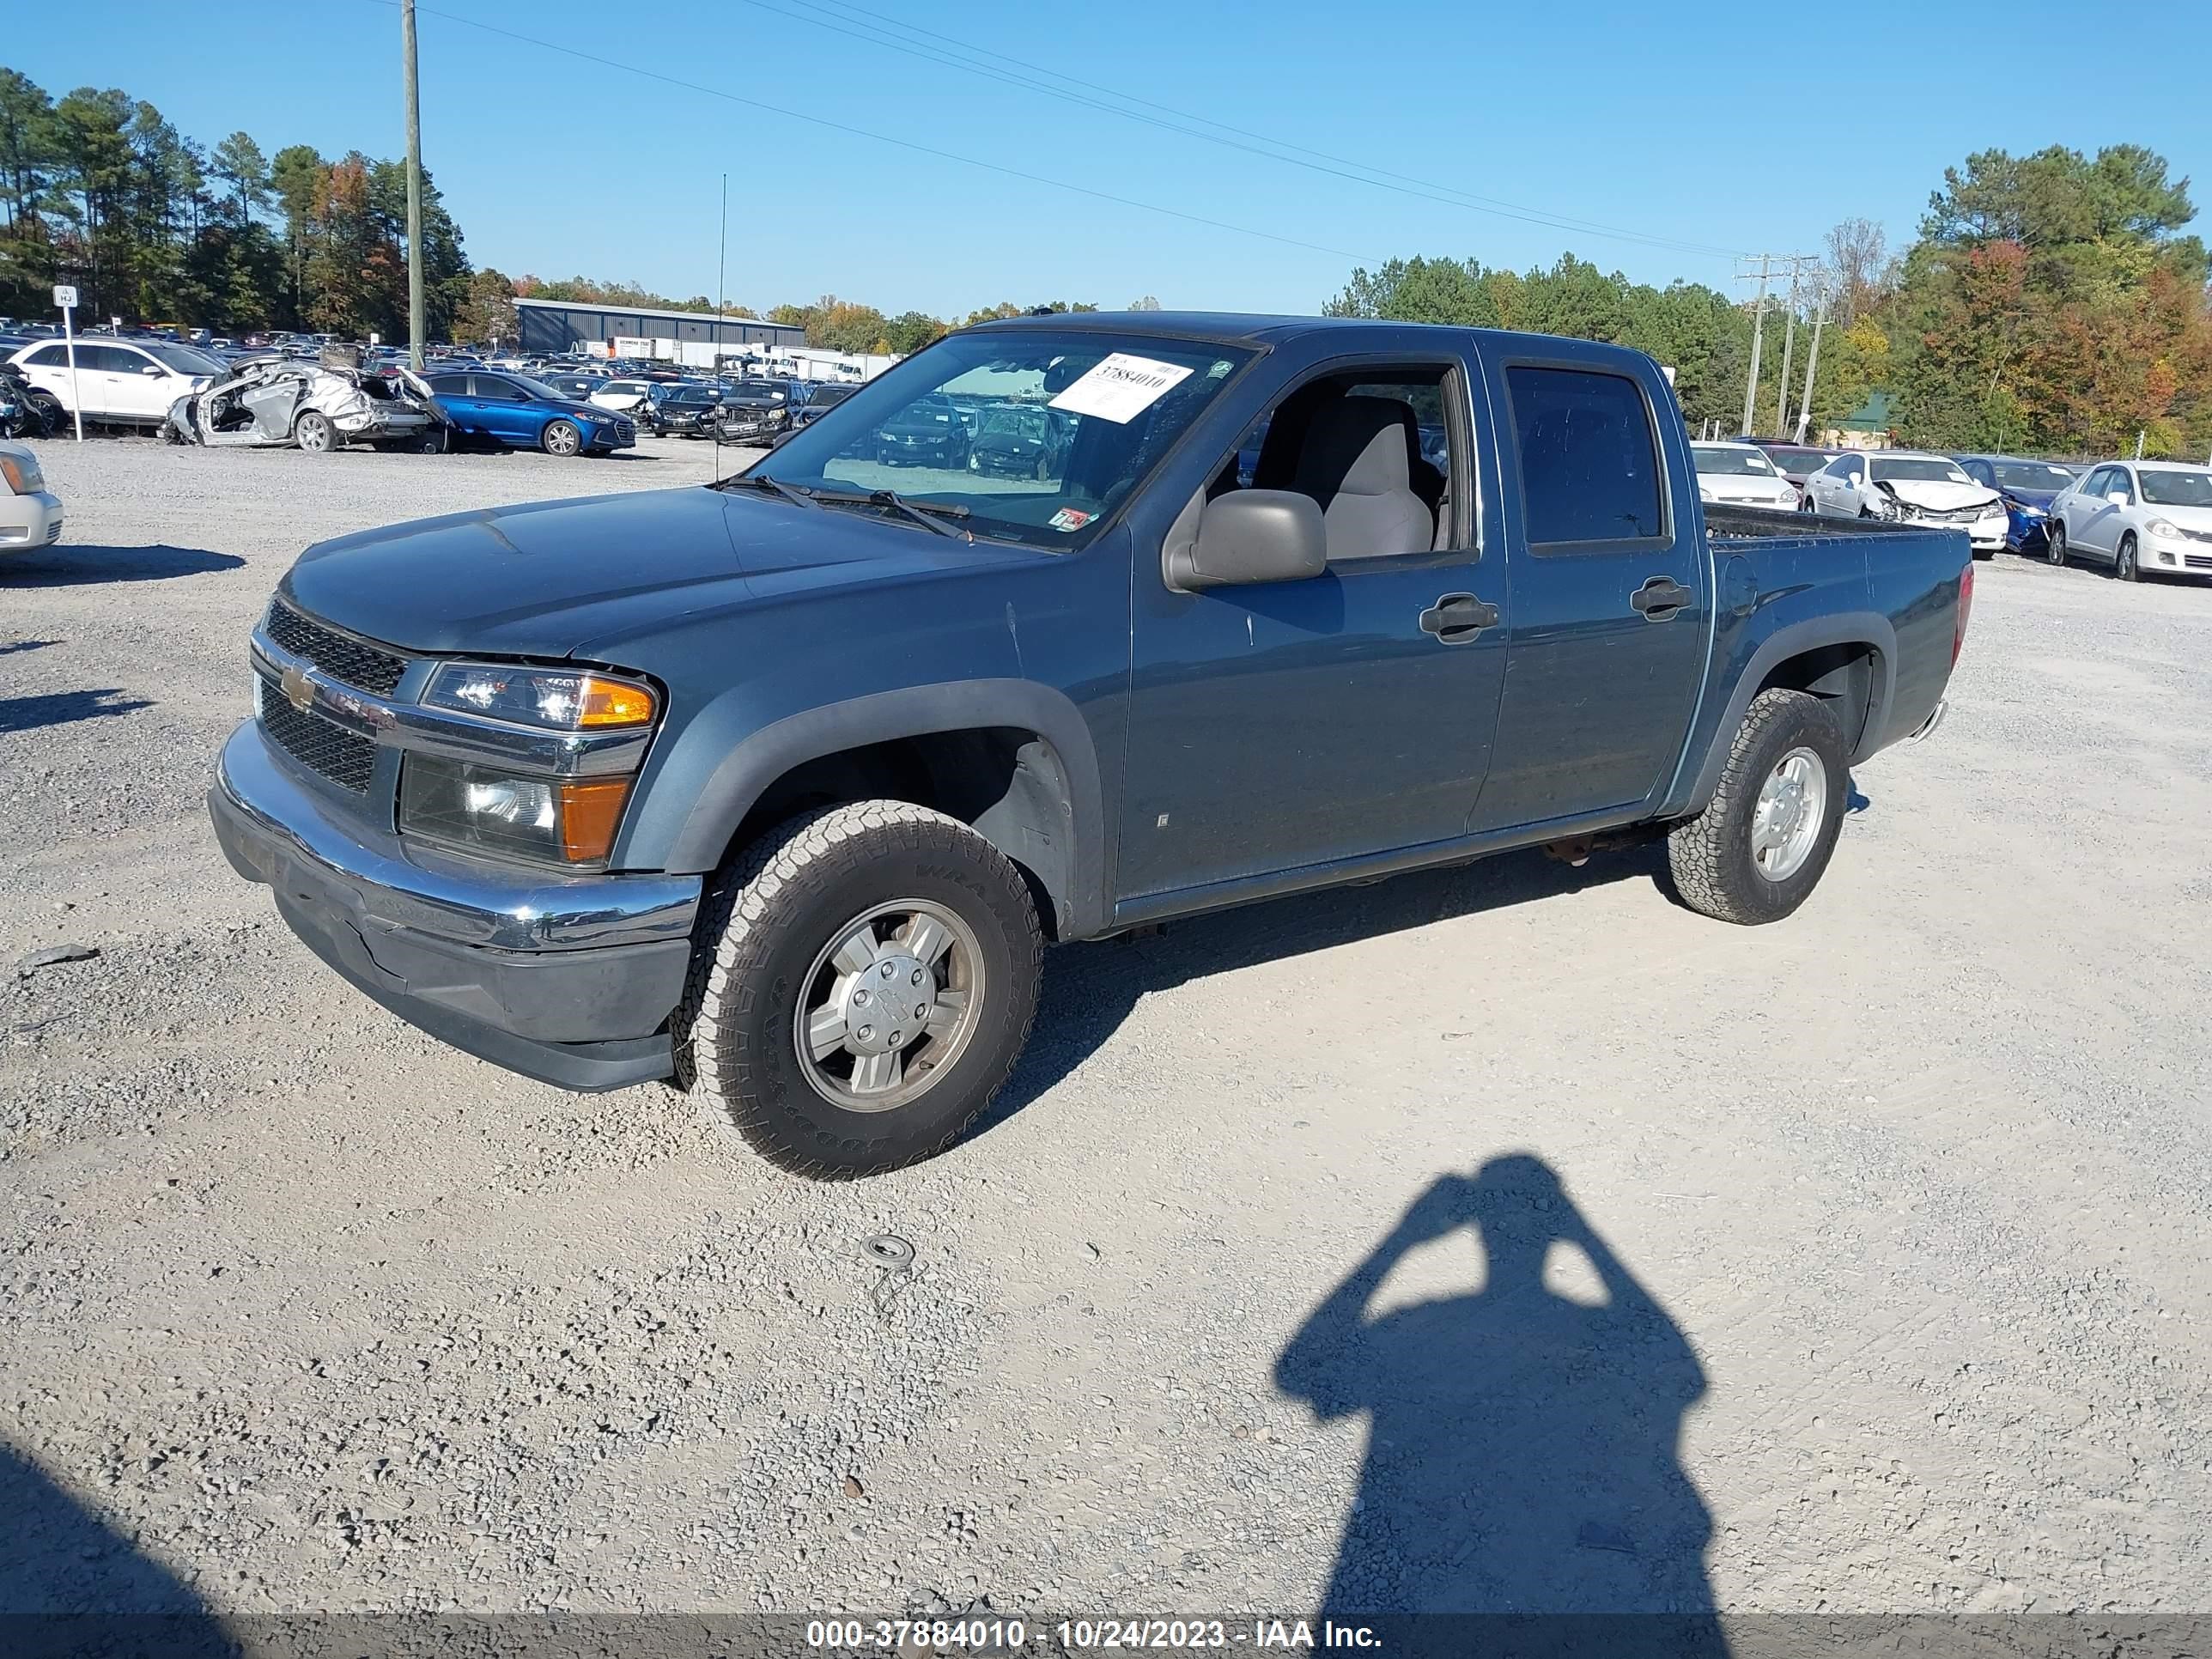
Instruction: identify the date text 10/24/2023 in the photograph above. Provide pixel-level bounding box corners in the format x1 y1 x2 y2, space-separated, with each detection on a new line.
804 1618 1382 1650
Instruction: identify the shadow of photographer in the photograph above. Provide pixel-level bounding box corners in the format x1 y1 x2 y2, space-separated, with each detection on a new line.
1276 1156 1724 1650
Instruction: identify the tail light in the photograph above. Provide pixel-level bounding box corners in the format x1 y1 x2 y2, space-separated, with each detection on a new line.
1953 562 1974 665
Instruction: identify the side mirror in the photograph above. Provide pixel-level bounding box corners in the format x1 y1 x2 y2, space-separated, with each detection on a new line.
2106 491 2130 507
1166 489 1328 592
141 363 165 375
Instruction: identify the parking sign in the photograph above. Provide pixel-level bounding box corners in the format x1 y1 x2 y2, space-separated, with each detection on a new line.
52 283 77 308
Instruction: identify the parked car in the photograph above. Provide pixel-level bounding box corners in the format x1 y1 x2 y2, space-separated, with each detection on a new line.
792 381 857 428
709 380 796 445
588 378 654 416
1689 441 1799 510
423 371 635 457
537 372 607 403
0 439 63 555
873 391 969 468
8 336 225 429
166 357 449 453
208 313 1972 1178
642 382 724 438
2045 460 2212 580
1802 450 2008 555
0 360 63 438
1740 440 1844 497
1950 454 2080 553
966 402 1066 479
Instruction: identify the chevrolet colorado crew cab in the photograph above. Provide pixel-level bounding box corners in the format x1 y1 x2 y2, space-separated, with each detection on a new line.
210 314 1972 1177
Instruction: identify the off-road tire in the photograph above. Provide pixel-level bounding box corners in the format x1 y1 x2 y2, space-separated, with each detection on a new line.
1667 689 1848 926
676 800 1042 1178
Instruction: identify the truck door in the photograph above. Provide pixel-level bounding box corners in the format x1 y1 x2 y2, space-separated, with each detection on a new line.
1469 355 1710 832
1118 348 1508 902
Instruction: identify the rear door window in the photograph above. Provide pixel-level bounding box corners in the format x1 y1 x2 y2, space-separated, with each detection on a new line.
1504 366 1664 547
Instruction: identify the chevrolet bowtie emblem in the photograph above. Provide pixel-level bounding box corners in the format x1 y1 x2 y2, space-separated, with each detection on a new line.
279 663 315 714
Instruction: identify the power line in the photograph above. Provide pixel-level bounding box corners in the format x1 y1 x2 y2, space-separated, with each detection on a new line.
374 1 1376 266
765 0 1748 262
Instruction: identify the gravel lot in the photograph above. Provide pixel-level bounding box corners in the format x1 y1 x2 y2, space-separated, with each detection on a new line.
4 433 2210 1626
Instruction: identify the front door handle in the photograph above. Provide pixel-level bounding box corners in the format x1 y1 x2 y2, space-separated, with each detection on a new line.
1631 575 1692 622
1419 592 1498 645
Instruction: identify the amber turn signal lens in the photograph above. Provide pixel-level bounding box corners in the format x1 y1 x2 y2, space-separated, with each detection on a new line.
558 777 632 862
575 675 658 727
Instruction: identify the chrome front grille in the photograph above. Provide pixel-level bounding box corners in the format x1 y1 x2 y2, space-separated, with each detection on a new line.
258 678 377 793
264 597 408 696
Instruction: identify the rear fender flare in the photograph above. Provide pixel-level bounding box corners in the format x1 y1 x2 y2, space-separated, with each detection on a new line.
654 679 1109 939
1669 612 1897 817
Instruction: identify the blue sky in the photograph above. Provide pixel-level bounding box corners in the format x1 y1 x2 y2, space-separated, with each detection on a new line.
9 0 2209 319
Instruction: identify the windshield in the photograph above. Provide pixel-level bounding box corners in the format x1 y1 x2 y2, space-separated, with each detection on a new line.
502 375 565 401
980 406 1052 441
744 329 1255 550
1871 456 1972 484
725 383 787 405
807 384 855 407
1692 446 1779 477
148 343 226 376
1989 460 2075 491
2138 469 2212 507
1761 447 1835 472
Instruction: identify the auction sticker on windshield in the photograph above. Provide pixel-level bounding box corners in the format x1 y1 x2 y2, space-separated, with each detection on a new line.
1048 353 1194 424
1048 507 1093 532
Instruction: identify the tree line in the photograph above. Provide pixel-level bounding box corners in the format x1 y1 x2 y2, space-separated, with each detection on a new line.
1325 144 2212 459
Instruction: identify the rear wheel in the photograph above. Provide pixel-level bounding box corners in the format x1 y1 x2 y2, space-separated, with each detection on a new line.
295 410 335 453
542 418 582 458
2115 532 2139 582
676 800 1042 1178
2047 522 2068 566
1668 689 1848 926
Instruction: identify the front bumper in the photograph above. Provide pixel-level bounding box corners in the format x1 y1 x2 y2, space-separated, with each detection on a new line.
209 721 700 1091
0 489 63 551
2143 532 2212 576
582 419 635 451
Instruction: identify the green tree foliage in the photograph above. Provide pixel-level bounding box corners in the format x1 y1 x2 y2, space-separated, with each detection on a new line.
0 66 472 340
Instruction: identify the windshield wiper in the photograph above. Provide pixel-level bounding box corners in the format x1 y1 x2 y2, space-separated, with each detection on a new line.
715 472 818 509
799 486 972 540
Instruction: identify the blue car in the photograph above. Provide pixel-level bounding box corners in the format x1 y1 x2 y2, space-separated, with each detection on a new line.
423 369 635 457
1952 454 2081 551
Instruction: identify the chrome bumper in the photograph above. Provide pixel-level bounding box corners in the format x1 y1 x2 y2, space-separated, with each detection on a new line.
210 721 701 1090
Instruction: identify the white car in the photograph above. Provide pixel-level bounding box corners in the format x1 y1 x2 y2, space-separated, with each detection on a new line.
589 378 654 415
0 440 64 554
1803 450 2009 553
2045 460 2212 581
1690 441 1799 510
8 336 227 429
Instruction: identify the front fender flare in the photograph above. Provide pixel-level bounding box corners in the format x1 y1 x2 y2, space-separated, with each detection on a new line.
653 679 1110 939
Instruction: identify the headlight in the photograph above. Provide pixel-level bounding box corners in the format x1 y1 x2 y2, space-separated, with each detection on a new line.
422 663 657 730
0 452 43 494
2146 518 2180 537
399 757 632 866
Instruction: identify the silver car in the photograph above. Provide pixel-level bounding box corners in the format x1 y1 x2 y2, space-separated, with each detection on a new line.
2045 460 2212 580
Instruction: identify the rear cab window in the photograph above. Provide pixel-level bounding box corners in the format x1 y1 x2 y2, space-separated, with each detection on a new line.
1504 365 1666 548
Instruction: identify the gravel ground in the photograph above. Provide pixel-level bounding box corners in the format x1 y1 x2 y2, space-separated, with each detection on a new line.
3 432 2210 1626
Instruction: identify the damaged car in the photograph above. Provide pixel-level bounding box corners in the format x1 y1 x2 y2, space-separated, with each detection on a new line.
165 355 450 453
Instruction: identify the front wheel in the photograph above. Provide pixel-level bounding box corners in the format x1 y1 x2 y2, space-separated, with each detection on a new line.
542 418 582 457
295 410 335 453
2047 522 2068 566
1667 689 1848 926
676 800 1043 1178
2115 532 2139 582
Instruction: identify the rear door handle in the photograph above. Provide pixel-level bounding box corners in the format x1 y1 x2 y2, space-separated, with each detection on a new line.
1419 592 1498 645
1631 575 1692 622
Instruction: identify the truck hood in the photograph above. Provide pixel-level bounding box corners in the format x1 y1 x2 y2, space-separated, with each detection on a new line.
281 484 1039 661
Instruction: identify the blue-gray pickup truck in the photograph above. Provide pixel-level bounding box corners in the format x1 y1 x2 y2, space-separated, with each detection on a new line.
210 314 1972 1177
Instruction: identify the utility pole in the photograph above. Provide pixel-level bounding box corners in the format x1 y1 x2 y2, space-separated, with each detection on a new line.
1794 280 1828 445
1738 253 1773 437
401 0 426 371
1775 256 1808 436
